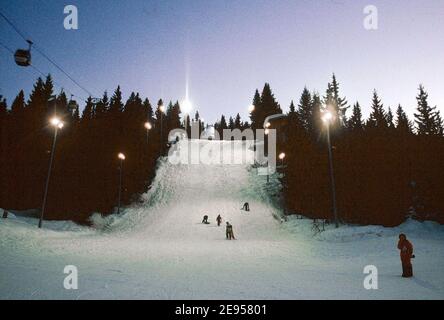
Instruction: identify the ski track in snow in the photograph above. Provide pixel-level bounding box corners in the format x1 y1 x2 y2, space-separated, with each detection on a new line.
1 140 444 300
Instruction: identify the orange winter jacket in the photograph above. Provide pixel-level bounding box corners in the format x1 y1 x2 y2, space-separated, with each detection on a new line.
398 239 413 262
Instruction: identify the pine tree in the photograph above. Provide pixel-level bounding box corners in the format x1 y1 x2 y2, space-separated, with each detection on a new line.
109 86 124 115
297 87 313 132
347 102 363 131
249 89 262 131
323 83 335 116
95 92 109 119
331 74 348 125
250 84 282 133
82 97 95 122
260 83 282 117
387 107 395 129
0 96 7 118
366 90 387 129
289 100 296 114
184 114 191 138
219 115 228 139
434 111 443 136
143 98 153 122
234 113 242 130
310 92 322 135
288 100 298 125
166 101 181 132
55 91 68 119
11 90 26 117
155 99 164 122
414 85 440 135
27 77 46 112
395 104 412 134
228 116 235 130
43 75 54 102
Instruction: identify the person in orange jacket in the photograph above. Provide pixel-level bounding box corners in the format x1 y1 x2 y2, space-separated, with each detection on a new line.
397 233 414 278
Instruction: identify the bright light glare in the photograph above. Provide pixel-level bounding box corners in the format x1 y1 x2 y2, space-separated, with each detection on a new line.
279 152 286 160
118 153 126 160
322 111 333 123
144 122 152 130
264 128 270 135
50 117 62 127
265 122 271 128
159 105 166 113
181 99 192 114
248 104 255 112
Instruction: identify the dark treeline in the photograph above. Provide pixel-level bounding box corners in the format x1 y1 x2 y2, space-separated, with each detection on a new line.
247 75 443 226
0 75 185 223
213 83 282 138
214 113 250 138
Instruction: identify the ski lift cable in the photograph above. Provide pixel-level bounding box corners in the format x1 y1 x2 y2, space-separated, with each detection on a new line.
0 40 14 54
0 11 29 43
0 10 96 99
0 39 87 102
30 63 88 102
32 45 95 98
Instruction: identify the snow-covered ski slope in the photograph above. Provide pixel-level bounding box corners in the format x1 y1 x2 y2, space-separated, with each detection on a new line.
1 140 444 299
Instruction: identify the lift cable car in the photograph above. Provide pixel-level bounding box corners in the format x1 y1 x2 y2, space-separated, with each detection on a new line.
14 39 33 67
68 94 79 114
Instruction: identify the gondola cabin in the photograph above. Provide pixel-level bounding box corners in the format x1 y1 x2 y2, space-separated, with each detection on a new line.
68 98 79 114
14 40 33 67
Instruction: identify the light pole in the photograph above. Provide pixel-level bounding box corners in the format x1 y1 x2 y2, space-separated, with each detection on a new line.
322 110 339 228
117 153 126 214
144 121 152 144
159 104 165 155
279 152 286 167
265 128 270 183
38 116 64 228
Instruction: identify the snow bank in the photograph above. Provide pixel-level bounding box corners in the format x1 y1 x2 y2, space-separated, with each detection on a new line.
283 215 444 243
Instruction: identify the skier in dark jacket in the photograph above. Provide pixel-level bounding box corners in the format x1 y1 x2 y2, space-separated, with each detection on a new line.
216 214 222 226
202 215 209 224
242 202 250 212
226 222 235 240
398 233 414 278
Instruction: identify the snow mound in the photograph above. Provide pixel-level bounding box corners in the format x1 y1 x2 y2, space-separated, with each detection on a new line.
283 216 444 242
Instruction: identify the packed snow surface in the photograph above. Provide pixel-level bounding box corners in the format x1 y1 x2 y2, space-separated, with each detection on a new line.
1 140 444 299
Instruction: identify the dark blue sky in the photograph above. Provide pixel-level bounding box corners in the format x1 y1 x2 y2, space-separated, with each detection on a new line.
1 0 443 123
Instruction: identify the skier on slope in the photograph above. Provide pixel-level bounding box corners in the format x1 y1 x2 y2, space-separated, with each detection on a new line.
216 214 222 226
397 233 414 278
242 202 250 212
202 215 209 224
226 222 235 240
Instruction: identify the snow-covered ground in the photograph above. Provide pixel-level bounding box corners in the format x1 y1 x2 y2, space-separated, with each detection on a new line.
1 140 444 300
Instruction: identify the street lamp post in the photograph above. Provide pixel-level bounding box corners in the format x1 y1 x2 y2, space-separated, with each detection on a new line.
264 128 270 183
144 121 152 144
38 116 64 228
279 152 286 167
159 104 165 155
322 111 339 228
117 153 126 214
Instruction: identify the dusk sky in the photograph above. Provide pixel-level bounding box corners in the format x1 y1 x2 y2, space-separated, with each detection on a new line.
1 0 443 123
